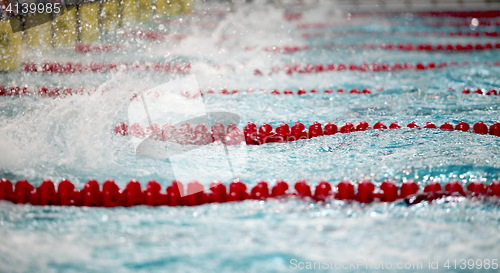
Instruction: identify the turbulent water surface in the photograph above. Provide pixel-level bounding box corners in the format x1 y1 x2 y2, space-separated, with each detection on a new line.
1 1 499 272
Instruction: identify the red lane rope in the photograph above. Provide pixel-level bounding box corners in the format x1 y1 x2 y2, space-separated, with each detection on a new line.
347 10 500 18
255 61 500 76
184 86 500 98
114 121 500 146
16 61 499 76
75 43 121 53
0 86 100 97
284 12 302 21
0 178 498 207
423 20 500 27
185 87 500 97
298 20 500 29
180 87 380 98
1 86 496 98
183 87 499 97
121 31 188 41
0 86 149 98
81 40 500 55
402 10 500 18
452 88 500 96
21 62 191 74
252 42 500 54
302 31 500 39
373 42 500 51
289 11 500 20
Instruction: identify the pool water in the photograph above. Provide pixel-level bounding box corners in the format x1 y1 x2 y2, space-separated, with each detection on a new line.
1 1 499 272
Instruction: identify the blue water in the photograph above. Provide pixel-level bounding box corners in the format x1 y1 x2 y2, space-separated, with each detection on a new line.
1 1 499 272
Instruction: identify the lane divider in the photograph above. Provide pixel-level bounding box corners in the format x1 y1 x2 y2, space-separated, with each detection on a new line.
251 42 500 54
302 31 500 39
75 43 121 53
1 85 497 98
375 42 500 51
148 23 469 56
15 60 500 76
386 10 500 18
180 87 380 98
21 61 191 74
423 20 500 27
114 121 500 146
121 31 188 41
452 88 499 96
284 12 302 21
255 61 500 76
70 39 500 56
297 19 500 29
0 178 498 207
185 87 499 98
0 86 98 97
345 10 500 19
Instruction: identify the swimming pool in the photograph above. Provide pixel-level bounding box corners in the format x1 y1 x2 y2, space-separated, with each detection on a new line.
0 0 499 272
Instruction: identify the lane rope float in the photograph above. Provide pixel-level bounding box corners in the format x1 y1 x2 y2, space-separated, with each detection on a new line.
73 40 500 55
253 42 500 53
297 19 500 29
114 120 500 146
121 31 187 41
16 60 500 76
452 88 500 96
0 86 99 97
182 87 500 98
21 61 191 74
384 10 500 18
2 85 497 98
254 61 500 75
1 86 497 98
75 43 121 53
338 10 500 19
180 87 380 98
1 178 499 207
422 20 500 27
301 30 500 39
362 42 500 51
